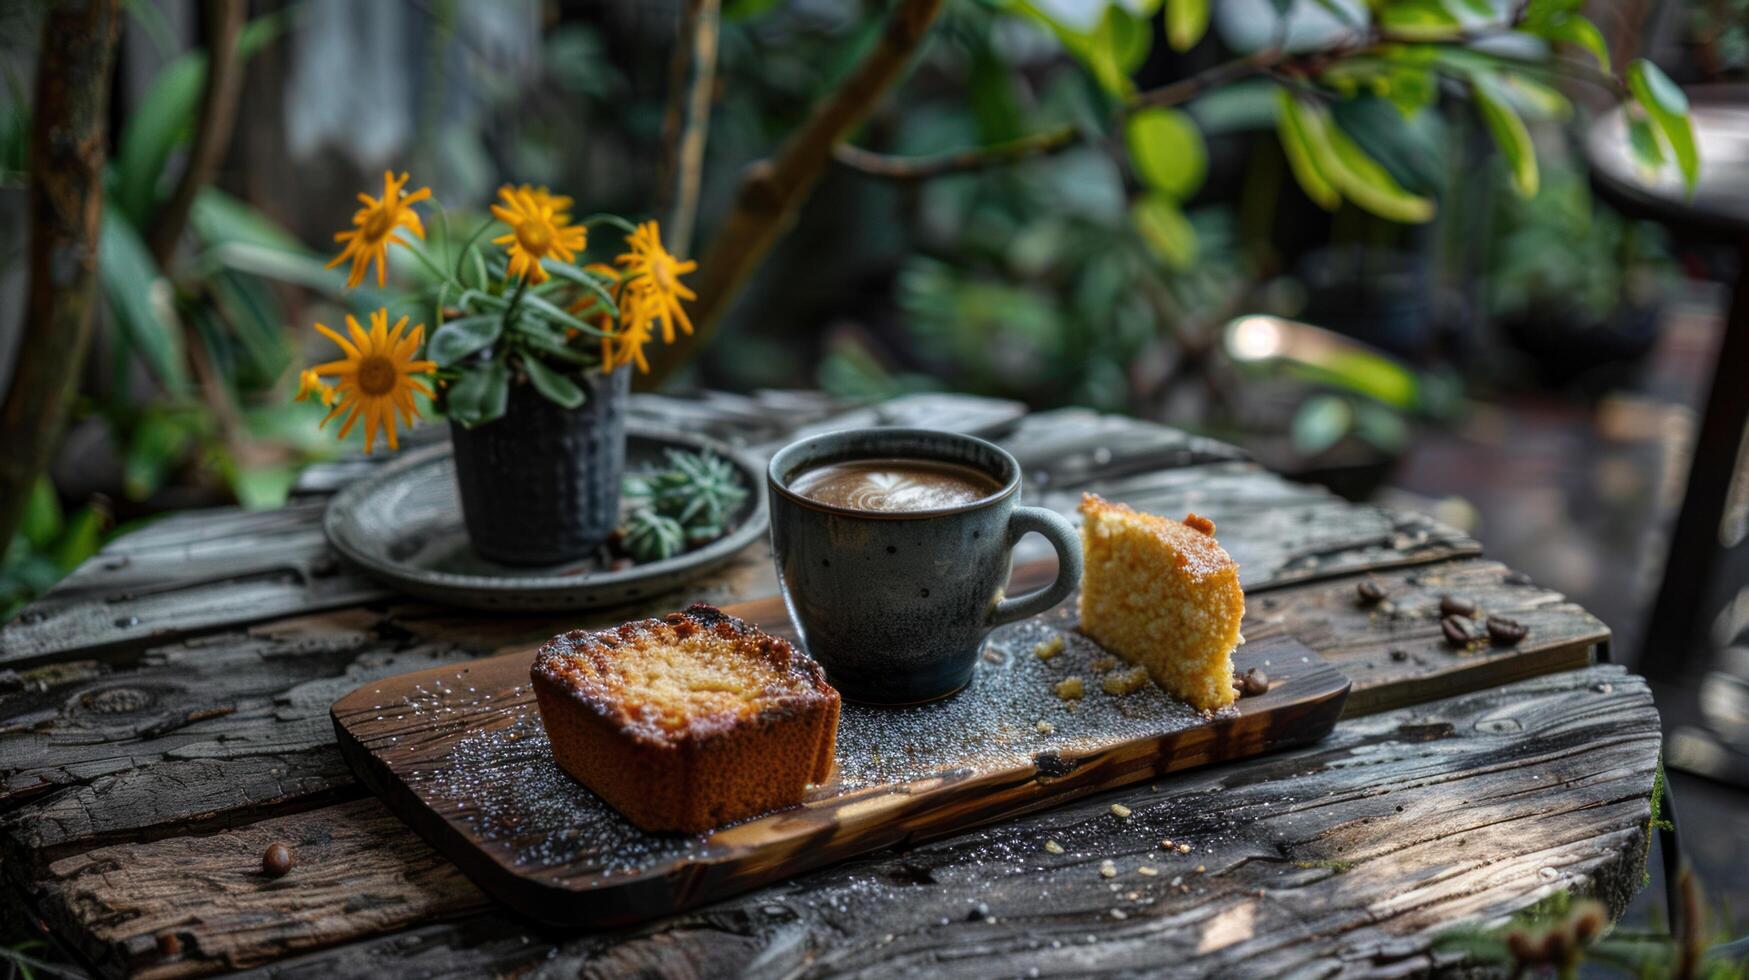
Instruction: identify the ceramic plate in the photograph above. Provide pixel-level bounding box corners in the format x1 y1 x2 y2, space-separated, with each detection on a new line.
323 425 769 612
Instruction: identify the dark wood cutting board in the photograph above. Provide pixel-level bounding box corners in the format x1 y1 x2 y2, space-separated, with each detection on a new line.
331 582 1351 927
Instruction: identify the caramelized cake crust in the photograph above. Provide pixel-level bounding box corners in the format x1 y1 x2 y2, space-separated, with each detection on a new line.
531 604 840 833
1077 494 1245 712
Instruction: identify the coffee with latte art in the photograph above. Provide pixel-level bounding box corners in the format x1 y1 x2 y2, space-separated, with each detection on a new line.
789 458 1001 513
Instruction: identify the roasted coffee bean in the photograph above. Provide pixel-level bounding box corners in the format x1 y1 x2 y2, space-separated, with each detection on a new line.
262 841 294 878
1356 577 1387 605
1439 595 1477 618
1486 616 1528 645
1239 667 1270 696
156 933 182 957
1441 615 1479 647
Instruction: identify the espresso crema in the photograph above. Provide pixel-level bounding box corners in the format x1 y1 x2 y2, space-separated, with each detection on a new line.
788 458 1001 512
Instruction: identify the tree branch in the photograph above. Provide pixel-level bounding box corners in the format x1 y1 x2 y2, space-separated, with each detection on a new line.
640 0 947 385
833 51 1290 180
660 0 720 259
0 0 122 549
147 0 245 267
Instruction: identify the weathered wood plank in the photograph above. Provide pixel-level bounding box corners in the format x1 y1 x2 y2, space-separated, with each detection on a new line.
0 502 386 669
4 393 1030 670
0 555 1602 873
1034 462 1480 590
1242 558 1609 715
26 666 1656 978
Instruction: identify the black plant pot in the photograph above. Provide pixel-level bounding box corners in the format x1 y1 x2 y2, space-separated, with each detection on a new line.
449 367 629 566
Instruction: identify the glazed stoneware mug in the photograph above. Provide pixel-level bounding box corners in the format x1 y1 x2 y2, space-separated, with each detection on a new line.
767 428 1082 704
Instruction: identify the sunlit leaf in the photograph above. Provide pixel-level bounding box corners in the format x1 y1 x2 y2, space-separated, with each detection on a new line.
1471 74 1538 196
21 478 62 549
1167 0 1209 52
1276 91 1341 210
1627 59 1699 194
1130 193 1198 269
1379 0 1463 40
1331 95 1443 195
1125 107 1207 199
1282 92 1436 223
1626 115 1665 174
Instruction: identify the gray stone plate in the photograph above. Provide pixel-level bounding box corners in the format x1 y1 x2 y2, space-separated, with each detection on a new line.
322 425 769 612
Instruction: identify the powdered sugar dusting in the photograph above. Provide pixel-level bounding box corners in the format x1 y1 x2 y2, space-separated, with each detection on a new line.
384 605 1231 876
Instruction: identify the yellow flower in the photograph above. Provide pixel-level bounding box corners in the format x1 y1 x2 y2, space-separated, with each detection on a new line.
311 309 437 453
490 185 586 284
295 368 337 407
614 220 696 344
328 171 431 289
608 293 656 374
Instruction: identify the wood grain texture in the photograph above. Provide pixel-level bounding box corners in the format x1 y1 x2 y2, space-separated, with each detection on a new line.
331 602 1348 926
1036 462 1480 590
0 557 1606 878
27 666 1655 978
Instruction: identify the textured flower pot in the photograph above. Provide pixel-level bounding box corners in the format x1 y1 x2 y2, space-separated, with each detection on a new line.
450 367 629 566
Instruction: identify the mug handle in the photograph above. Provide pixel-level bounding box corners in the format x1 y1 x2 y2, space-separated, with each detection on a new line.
990 506 1083 627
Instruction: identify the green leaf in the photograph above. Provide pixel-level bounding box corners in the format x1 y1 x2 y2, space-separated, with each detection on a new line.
1330 95 1444 195
1291 395 1353 456
1125 108 1207 200
1378 0 1463 40
124 411 198 501
427 314 503 367
1280 91 1435 222
444 361 510 428
100 216 189 390
520 354 586 409
1627 59 1699 194
517 292 605 336
1276 91 1341 210
1541 14 1609 71
21 478 62 549
1627 115 1665 173
53 505 105 572
113 11 290 225
1130 193 1198 269
1471 74 1538 196
1020 2 1137 97
1167 0 1209 52
541 261 620 317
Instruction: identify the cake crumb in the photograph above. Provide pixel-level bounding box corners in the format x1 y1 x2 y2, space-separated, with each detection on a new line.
1044 839 1064 854
1137 866 1158 876
1098 859 1118 878
1035 719 1055 735
1161 839 1174 849
1195 865 1206 873
1089 655 1118 673
1110 803 1131 819
1054 677 1085 700
1102 666 1150 696
1111 909 1128 920
1177 843 1191 854
1032 634 1065 661
1183 513 1216 535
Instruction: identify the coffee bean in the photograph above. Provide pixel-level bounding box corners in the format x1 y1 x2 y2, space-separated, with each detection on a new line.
1439 595 1477 618
1441 615 1479 648
966 901 991 921
1389 649 1408 662
1486 616 1528 645
262 841 294 878
156 932 182 957
1239 668 1270 697
1356 578 1387 605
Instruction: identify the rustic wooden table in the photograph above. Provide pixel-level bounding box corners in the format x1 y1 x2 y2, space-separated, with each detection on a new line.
0 393 1656 978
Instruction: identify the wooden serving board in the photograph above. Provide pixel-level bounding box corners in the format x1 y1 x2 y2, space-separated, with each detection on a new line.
332 591 1351 927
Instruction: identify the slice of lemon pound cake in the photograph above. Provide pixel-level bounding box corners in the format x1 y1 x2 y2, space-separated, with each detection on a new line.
1077 493 1245 712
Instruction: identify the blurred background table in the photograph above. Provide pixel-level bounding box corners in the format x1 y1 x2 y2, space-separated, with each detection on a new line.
0 393 1658 977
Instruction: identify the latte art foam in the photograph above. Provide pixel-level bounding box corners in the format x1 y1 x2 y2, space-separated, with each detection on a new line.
788 458 1001 512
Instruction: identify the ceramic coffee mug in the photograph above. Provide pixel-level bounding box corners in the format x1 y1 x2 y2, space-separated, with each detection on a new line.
767 428 1082 704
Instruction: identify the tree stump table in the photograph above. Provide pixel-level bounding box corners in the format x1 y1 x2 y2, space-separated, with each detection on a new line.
0 393 1657 978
